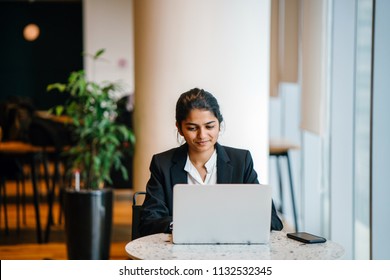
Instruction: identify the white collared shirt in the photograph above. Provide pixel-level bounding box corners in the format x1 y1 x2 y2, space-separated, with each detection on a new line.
184 149 217 185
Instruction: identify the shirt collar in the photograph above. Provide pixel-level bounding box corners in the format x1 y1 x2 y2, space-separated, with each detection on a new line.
184 149 217 175
204 149 217 174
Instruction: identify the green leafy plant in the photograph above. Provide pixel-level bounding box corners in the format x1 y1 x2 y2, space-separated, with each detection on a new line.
47 49 135 189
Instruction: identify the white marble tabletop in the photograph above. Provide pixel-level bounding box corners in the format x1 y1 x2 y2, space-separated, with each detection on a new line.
125 231 345 260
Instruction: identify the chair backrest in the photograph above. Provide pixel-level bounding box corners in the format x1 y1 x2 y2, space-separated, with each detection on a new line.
131 191 146 240
0 97 35 142
28 116 73 152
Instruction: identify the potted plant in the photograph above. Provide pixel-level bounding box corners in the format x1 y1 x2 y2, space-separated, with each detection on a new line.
47 49 135 260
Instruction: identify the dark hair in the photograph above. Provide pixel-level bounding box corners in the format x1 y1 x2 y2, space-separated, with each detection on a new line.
175 88 223 130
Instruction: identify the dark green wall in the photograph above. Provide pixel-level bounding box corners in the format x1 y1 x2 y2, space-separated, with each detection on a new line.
0 1 83 110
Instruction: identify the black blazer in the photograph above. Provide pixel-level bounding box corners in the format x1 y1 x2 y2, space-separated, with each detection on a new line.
139 143 283 237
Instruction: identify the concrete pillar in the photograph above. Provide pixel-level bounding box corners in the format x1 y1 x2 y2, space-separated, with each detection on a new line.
133 0 271 192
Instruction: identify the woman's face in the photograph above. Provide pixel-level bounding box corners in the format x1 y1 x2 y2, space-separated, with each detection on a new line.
177 109 220 155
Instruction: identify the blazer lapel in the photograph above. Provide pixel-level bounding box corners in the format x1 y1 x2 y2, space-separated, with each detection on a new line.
216 143 233 183
170 144 188 186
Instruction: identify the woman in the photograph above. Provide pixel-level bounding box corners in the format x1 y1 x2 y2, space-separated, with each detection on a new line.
139 88 283 236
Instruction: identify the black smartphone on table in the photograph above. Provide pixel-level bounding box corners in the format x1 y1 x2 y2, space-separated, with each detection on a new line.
287 232 326 244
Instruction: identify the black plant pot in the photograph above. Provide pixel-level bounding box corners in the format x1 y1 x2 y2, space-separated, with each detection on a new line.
63 188 113 260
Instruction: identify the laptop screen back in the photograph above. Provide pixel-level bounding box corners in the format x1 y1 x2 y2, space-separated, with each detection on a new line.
172 184 272 244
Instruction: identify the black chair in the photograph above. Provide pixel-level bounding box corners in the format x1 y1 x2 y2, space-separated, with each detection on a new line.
131 191 146 240
0 97 60 242
0 156 26 234
0 98 33 235
28 116 73 242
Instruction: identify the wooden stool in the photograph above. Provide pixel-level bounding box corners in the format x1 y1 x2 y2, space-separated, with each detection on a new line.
269 139 300 231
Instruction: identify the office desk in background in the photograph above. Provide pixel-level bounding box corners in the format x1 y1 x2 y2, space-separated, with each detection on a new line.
125 231 344 260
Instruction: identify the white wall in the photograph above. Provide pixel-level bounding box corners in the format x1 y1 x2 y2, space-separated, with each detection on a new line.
83 0 134 99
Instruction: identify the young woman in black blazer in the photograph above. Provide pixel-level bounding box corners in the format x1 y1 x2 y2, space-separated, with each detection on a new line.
139 88 283 236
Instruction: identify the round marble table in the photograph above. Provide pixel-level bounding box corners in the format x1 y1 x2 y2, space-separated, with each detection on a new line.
125 231 344 260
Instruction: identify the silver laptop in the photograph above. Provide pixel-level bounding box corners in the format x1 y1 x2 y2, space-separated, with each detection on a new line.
172 184 272 244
